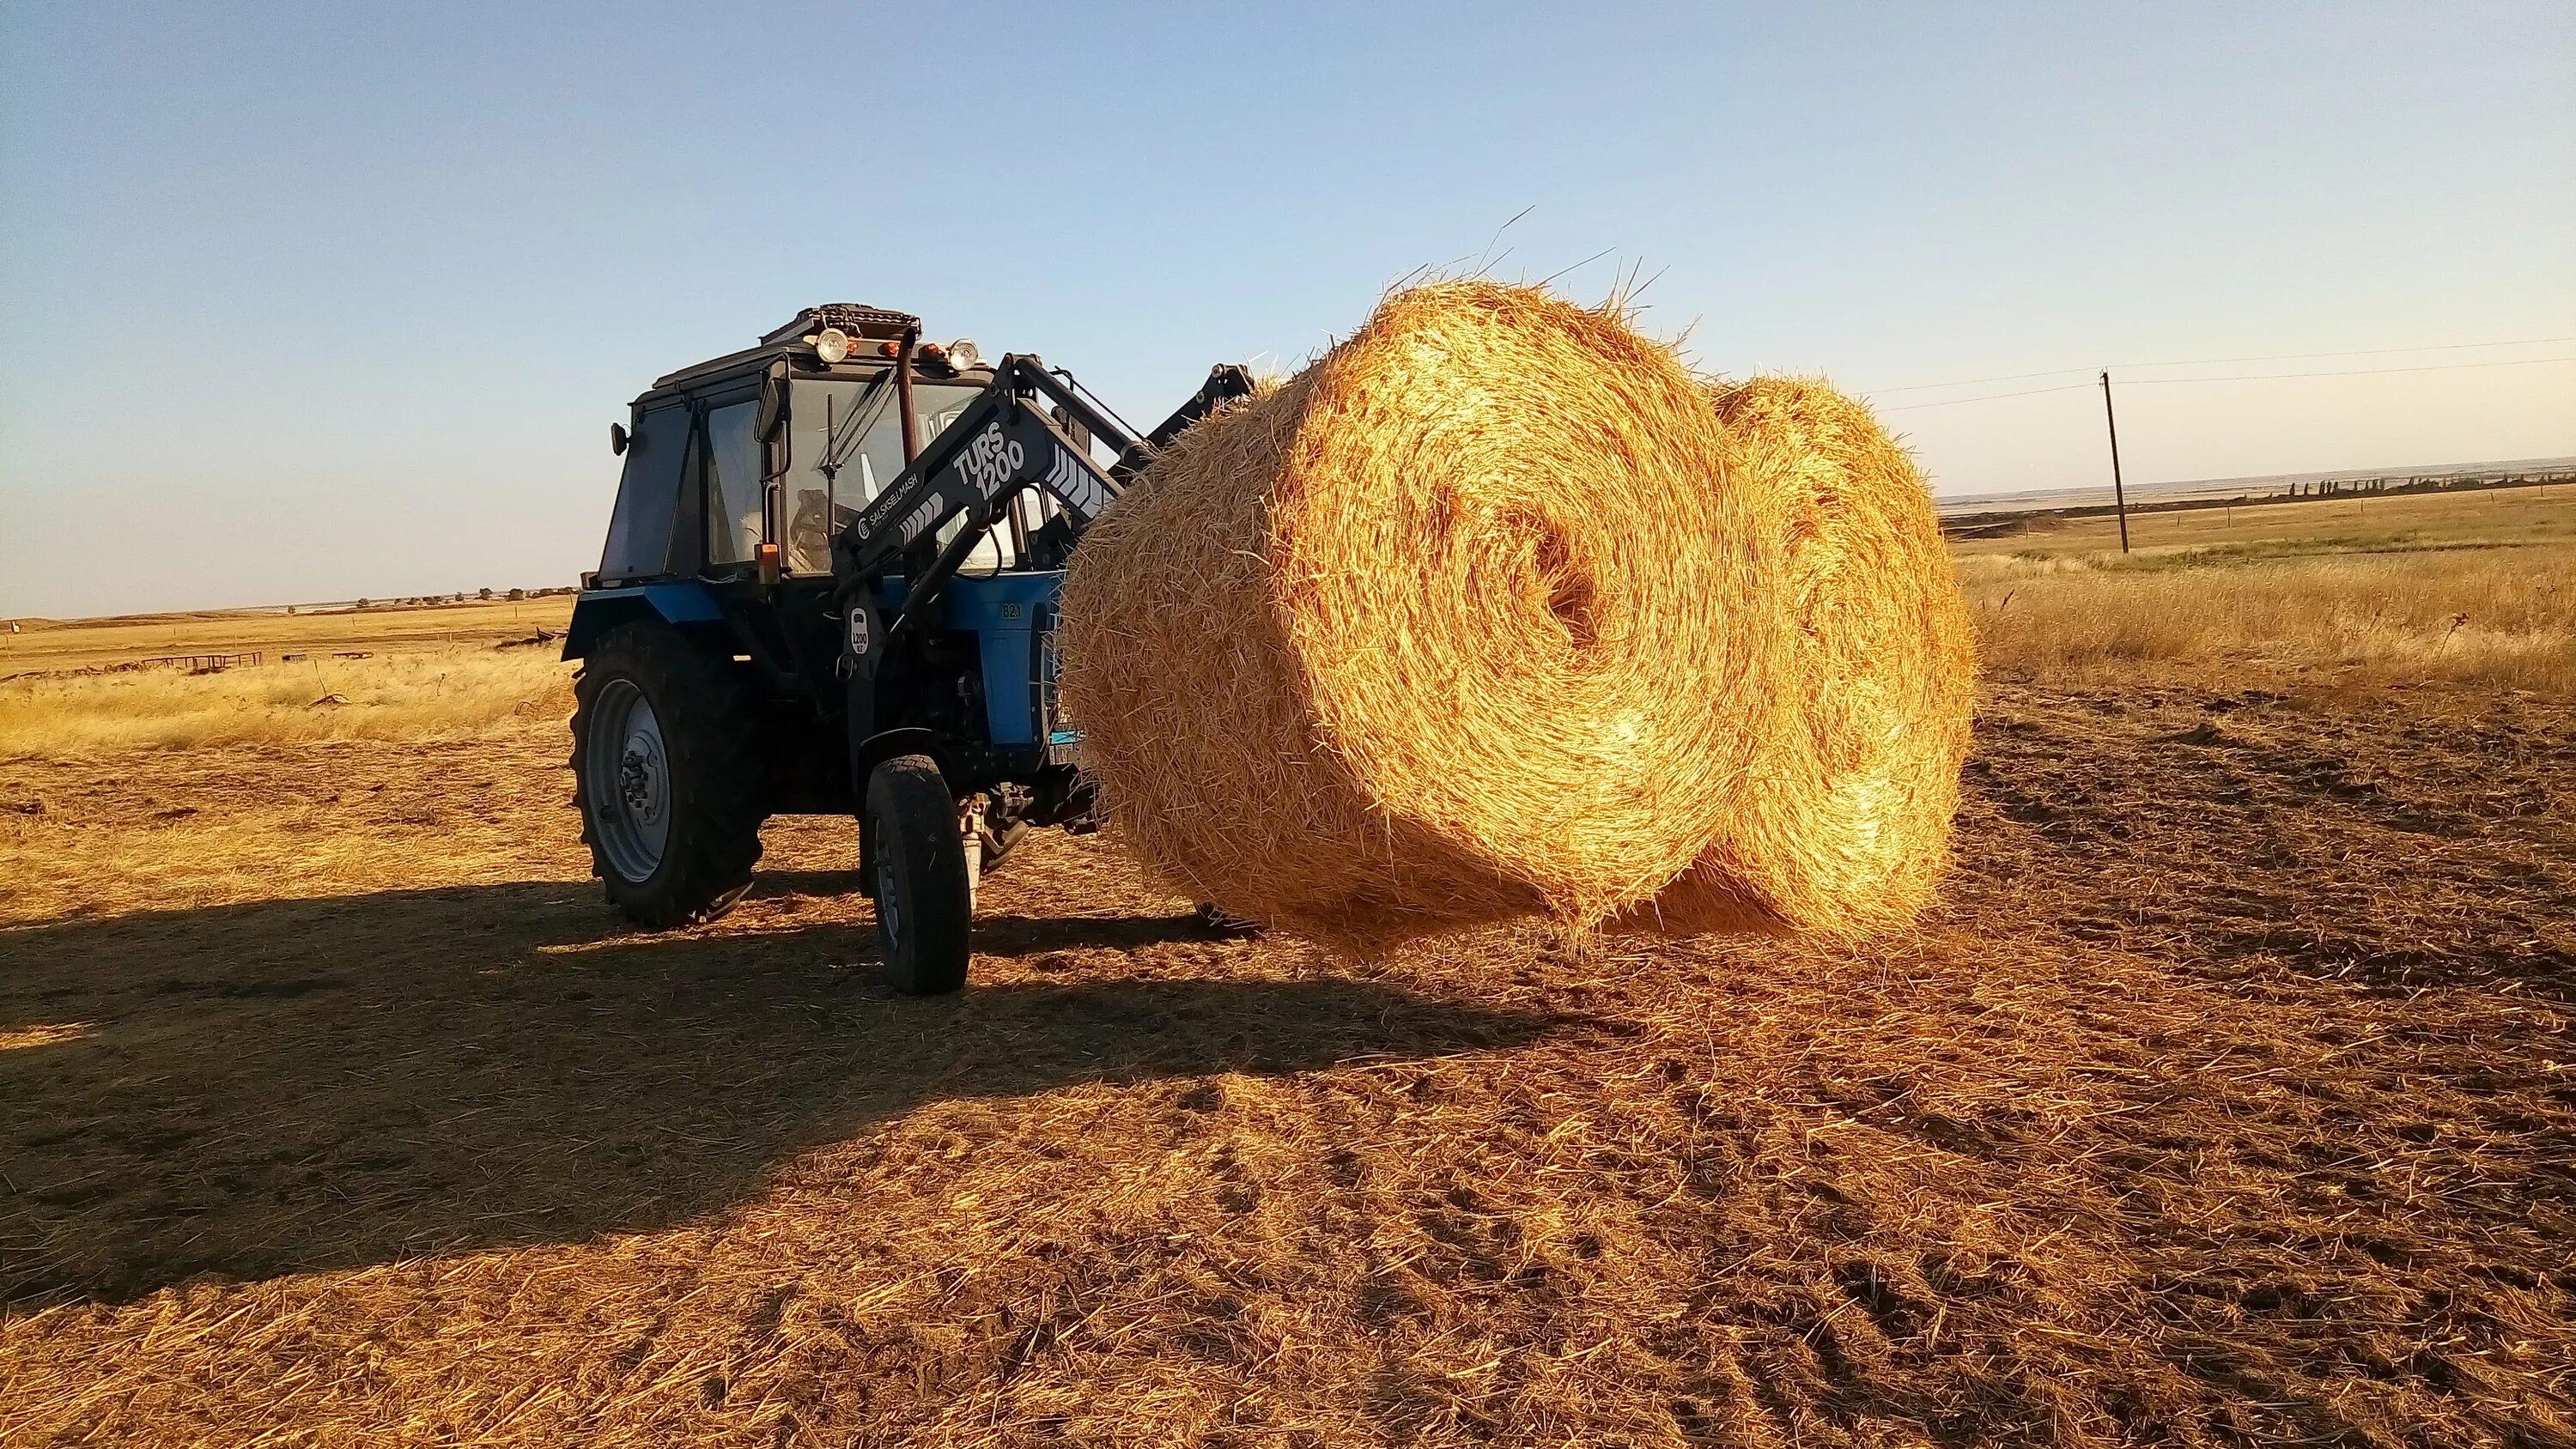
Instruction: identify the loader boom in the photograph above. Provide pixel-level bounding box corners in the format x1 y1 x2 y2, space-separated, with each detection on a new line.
835 356 1252 659
837 355 1131 582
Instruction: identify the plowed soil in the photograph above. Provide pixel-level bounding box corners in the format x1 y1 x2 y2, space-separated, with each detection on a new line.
3 679 2571 1446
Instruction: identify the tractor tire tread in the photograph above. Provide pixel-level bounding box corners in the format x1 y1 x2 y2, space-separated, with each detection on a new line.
866 754 972 995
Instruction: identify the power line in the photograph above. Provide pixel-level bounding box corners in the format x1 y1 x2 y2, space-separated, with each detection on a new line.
1880 383 2093 411
2120 355 2576 385
2112 336 2576 371
1868 367 2091 396
1861 333 2576 397
1873 354 2576 411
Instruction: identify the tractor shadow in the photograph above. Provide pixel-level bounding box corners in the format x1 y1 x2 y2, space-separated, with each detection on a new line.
1 882 1580 1310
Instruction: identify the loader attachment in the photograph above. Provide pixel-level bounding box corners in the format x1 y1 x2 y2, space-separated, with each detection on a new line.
835 357 1252 646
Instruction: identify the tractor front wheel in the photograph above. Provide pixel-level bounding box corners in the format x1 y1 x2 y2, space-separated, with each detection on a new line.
865 755 973 995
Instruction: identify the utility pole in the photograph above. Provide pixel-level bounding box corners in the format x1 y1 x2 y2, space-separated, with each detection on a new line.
2099 369 2131 555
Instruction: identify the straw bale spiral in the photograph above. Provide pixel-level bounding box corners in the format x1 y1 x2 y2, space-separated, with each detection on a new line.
1056 282 1970 949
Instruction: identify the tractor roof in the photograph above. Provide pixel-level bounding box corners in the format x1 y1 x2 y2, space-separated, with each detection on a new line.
759 303 921 347
648 304 927 392
644 304 991 400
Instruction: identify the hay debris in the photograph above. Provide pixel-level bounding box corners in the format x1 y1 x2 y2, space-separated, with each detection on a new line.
1059 282 1971 948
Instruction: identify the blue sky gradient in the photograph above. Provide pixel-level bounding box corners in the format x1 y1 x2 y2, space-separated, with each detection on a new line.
3 1 2570 615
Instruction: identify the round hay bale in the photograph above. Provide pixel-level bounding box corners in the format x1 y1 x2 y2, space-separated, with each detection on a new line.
1613 377 1977 939
1056 282 1968 949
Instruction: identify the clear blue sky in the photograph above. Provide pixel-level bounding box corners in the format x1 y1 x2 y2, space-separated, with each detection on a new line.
3 1 2570 617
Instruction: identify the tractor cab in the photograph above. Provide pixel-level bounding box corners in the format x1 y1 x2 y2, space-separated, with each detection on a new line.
590 304 1035 600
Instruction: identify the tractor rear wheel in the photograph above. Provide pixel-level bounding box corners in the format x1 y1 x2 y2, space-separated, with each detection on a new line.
571 623 764 927
865 754 973 996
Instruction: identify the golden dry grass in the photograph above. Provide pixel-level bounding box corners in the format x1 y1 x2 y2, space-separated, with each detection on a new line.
1961 539 2576 694
1947 480 2576 559
0 648 574 757
0 595 575 674
0 594 580 755
3 501 2572 1446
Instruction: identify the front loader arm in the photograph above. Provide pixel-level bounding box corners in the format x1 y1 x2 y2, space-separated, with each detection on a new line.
830 355 1152 724
1120 362 1255 476
836 355 1133 588
832 355 1255 700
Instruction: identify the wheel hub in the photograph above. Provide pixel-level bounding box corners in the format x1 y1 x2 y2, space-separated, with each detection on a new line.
585 679 671 883
618 737 665 823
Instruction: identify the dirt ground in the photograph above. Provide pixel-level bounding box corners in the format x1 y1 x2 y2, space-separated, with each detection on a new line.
3 673 2570 1446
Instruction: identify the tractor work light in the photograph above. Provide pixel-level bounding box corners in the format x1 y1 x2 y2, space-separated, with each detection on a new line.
947 339 982 369
812 328 852 364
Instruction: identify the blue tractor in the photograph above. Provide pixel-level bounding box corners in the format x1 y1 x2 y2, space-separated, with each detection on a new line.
566 305 1251 993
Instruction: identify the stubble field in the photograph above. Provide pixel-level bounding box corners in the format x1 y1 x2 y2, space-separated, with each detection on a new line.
3 497 2571 1446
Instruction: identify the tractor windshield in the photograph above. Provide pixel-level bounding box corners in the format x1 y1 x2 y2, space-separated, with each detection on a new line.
781 378 984 573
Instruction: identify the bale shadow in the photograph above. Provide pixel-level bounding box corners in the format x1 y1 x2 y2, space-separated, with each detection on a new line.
972 912 1221 955
0 883 1579 1310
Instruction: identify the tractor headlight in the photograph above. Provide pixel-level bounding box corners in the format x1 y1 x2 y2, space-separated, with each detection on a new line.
946 338 982 370
813 328 852 364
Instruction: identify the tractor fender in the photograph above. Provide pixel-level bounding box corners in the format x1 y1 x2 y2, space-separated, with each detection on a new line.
562 583 727 661
849 727 952 797
850 726 952 879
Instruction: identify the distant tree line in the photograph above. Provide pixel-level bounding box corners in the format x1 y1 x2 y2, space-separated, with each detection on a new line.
346 586 578 610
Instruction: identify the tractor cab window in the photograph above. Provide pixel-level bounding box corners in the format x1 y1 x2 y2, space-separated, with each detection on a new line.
781 377 1001 574
599 403 691 580
702 400 762 567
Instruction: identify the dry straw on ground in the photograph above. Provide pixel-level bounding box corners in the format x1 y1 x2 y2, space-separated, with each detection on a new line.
1059 282 1971 949
0 649 570 758
7 681 2571 1448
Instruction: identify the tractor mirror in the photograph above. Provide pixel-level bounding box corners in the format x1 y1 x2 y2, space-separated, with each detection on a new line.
756 368 787 441
609 421 630 456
